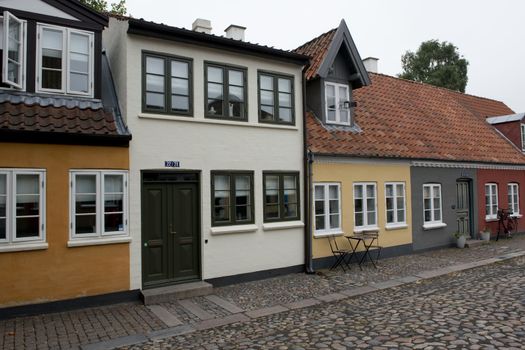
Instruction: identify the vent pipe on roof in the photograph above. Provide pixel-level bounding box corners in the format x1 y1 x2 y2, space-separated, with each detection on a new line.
192 18 212 34
224 24 246 41
362 57 379 73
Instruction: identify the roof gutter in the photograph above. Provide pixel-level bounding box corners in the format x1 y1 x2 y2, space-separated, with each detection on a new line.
303 70 315 274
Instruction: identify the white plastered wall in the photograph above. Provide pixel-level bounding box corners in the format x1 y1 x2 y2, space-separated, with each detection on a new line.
104 19 305 289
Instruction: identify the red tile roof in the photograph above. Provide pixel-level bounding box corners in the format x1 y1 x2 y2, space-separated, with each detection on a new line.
0 101 120 136
307 73 525 164
294 28 336 80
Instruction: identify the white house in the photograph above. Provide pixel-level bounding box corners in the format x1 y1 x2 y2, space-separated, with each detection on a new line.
103 17 309 292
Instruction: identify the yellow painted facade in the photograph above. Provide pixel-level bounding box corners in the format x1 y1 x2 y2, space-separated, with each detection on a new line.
0 143 130 307
312 160 412 259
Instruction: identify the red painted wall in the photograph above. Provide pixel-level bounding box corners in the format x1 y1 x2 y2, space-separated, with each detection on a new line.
493 121 522 150
477 169 525 238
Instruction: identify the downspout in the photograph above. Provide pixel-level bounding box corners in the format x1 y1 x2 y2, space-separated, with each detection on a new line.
303 70 315 274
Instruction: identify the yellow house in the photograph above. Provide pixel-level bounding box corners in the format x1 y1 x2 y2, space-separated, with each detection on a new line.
295 21 413 268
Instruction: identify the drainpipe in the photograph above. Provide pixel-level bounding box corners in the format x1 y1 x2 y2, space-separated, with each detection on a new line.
303 71 315 274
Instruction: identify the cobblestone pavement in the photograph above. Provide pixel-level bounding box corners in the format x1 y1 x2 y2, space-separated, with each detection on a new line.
124 256 525 349
1 236 525 350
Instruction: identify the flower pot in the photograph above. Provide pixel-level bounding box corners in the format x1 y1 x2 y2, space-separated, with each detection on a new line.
480 230 490 241
456 235 466 248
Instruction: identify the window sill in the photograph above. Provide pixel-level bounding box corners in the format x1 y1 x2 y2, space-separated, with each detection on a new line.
511 214 522 218
210 224 258 235
67 236 131 248
354 226 380 234
0 242 48 253
485 217 498 222
314 230 344 238
262 221 304 231
385 223 408 231
139 113 299 131
423 222 447 230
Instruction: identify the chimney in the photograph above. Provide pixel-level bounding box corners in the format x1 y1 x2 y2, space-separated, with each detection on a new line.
192 18 212 34
224 24 246 41
362 57 379 73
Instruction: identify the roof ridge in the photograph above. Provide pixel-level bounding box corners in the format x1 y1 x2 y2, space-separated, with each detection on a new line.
369 72 507 105
293 27 337 53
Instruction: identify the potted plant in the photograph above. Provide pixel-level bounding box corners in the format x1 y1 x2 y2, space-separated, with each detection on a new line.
480 226 491 241
453 231 467 248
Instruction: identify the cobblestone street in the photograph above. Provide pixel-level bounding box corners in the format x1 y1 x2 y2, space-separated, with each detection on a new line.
2 237 525 349
125 255 525 349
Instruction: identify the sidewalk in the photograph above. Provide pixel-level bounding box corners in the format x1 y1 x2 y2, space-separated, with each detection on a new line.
2 236 525 350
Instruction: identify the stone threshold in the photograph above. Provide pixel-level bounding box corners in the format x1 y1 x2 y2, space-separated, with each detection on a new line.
81 250 525 350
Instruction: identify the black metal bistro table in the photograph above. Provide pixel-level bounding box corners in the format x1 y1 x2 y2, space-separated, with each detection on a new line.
345 231 380 269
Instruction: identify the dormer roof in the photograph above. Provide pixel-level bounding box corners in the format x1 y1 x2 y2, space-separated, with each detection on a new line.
487 113 525 125
294 19 370 88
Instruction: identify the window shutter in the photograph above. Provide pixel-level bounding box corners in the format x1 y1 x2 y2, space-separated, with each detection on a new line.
2 11 24 89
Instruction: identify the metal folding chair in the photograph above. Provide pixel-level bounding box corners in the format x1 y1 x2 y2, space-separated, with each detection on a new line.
327 235 351 271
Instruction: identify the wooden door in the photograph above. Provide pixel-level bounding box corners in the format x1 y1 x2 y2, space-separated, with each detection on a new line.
456 181 471 238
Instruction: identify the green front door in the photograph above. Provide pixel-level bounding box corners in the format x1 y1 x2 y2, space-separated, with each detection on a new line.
456 180 471 238
142 174 200 288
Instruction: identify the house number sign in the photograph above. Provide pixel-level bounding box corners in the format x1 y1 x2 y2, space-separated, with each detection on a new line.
164 161 180 168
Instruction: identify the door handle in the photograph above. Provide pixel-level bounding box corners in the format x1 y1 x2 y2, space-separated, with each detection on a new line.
171 231 177 235
169 224 176 235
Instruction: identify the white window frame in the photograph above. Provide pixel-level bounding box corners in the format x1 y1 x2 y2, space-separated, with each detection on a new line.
37 23 94 97
508 183 520 217
385 182 406 228
325 81 350 125
0 169 46 249
313 182 342 236
521 124 525 152
353 182 378 231
1 11 27 90
423 184 443 226
69 170 129 243
485 183 498 220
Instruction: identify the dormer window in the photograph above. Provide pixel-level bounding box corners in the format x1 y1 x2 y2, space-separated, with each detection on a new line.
0 11 26 90
521 124 525 151
325 82 350 125
37 24 94 97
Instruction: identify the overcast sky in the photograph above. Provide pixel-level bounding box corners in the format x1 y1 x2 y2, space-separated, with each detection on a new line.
125 0 525 113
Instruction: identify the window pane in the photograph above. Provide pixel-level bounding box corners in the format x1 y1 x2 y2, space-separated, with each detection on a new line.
208 83 223 99
386 197 394 211
424 198 431 211
235 205 250 221
42 69 62 90
284 176 296 189
16 195 39 216
214 175 229 191
172 96 189 112
105 175 123 193
387 210 394 223
16 217 39 238
284 189 297 205
265 205 279 219
147 75 164 93
315 200 324 215
396 184 404 194
105 213 123 232
315 186 324 200
171 77 188 95
76 194 96 214
366 185 375 198
279 93 291 107
260 75 273 90
326 84 335 98
329 214 339 229
229 70 243 86
355 212 363 226
338 86 348 101
354 185 363 198
284 204 297 218
70 72 89 93
397 209 405 223
355 199 363 212
315 215 325 231
76 175 96 193
76 214 96 234
229 86 244 102
385 185 393 197
208 67 223 83
329 199 338 214
104 193 123 213
70 33 89 54
235 175 250 191
340 110 349 124
261 90 274 105
433 198 440 212
207 99 223 115
396 197 404 210
146 93 165 109
261 106 274 121
367 212 376 225
329 185 338 199
146 56 164 75
228 101 244 118
17 175 39 195
0 218 5 240
424 210 431 222
279 108 292 123
265 175 279 208
433 186 440 198
171 60 188 78
278 78 291 93
327 109 336 121
434 209 441 221
423 186 431 199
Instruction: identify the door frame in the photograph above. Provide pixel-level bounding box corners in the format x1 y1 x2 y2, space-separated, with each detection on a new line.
140 169 202 288
456 178 474 238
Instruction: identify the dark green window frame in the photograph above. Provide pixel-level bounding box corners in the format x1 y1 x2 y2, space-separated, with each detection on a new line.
142 51 193 116
258 71 295 125
263 172 300 222
211 171 254 226
204 62 248 121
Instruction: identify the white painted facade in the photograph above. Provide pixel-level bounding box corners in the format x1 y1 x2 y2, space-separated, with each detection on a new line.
103 18 306 289
1 0 79 20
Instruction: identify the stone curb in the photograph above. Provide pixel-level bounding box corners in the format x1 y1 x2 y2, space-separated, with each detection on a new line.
82 250 525 350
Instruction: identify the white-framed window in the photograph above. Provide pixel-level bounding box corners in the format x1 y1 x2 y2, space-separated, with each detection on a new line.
0 11 27 90
325 82 350 125
485 183 498 220
314 183 341 235
508 183 519 216
0 169 46 247
521 124 525 151
354 182 377 230
423 184 442 224
385 182 406 226
37 23 94 97
70 170 128 241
